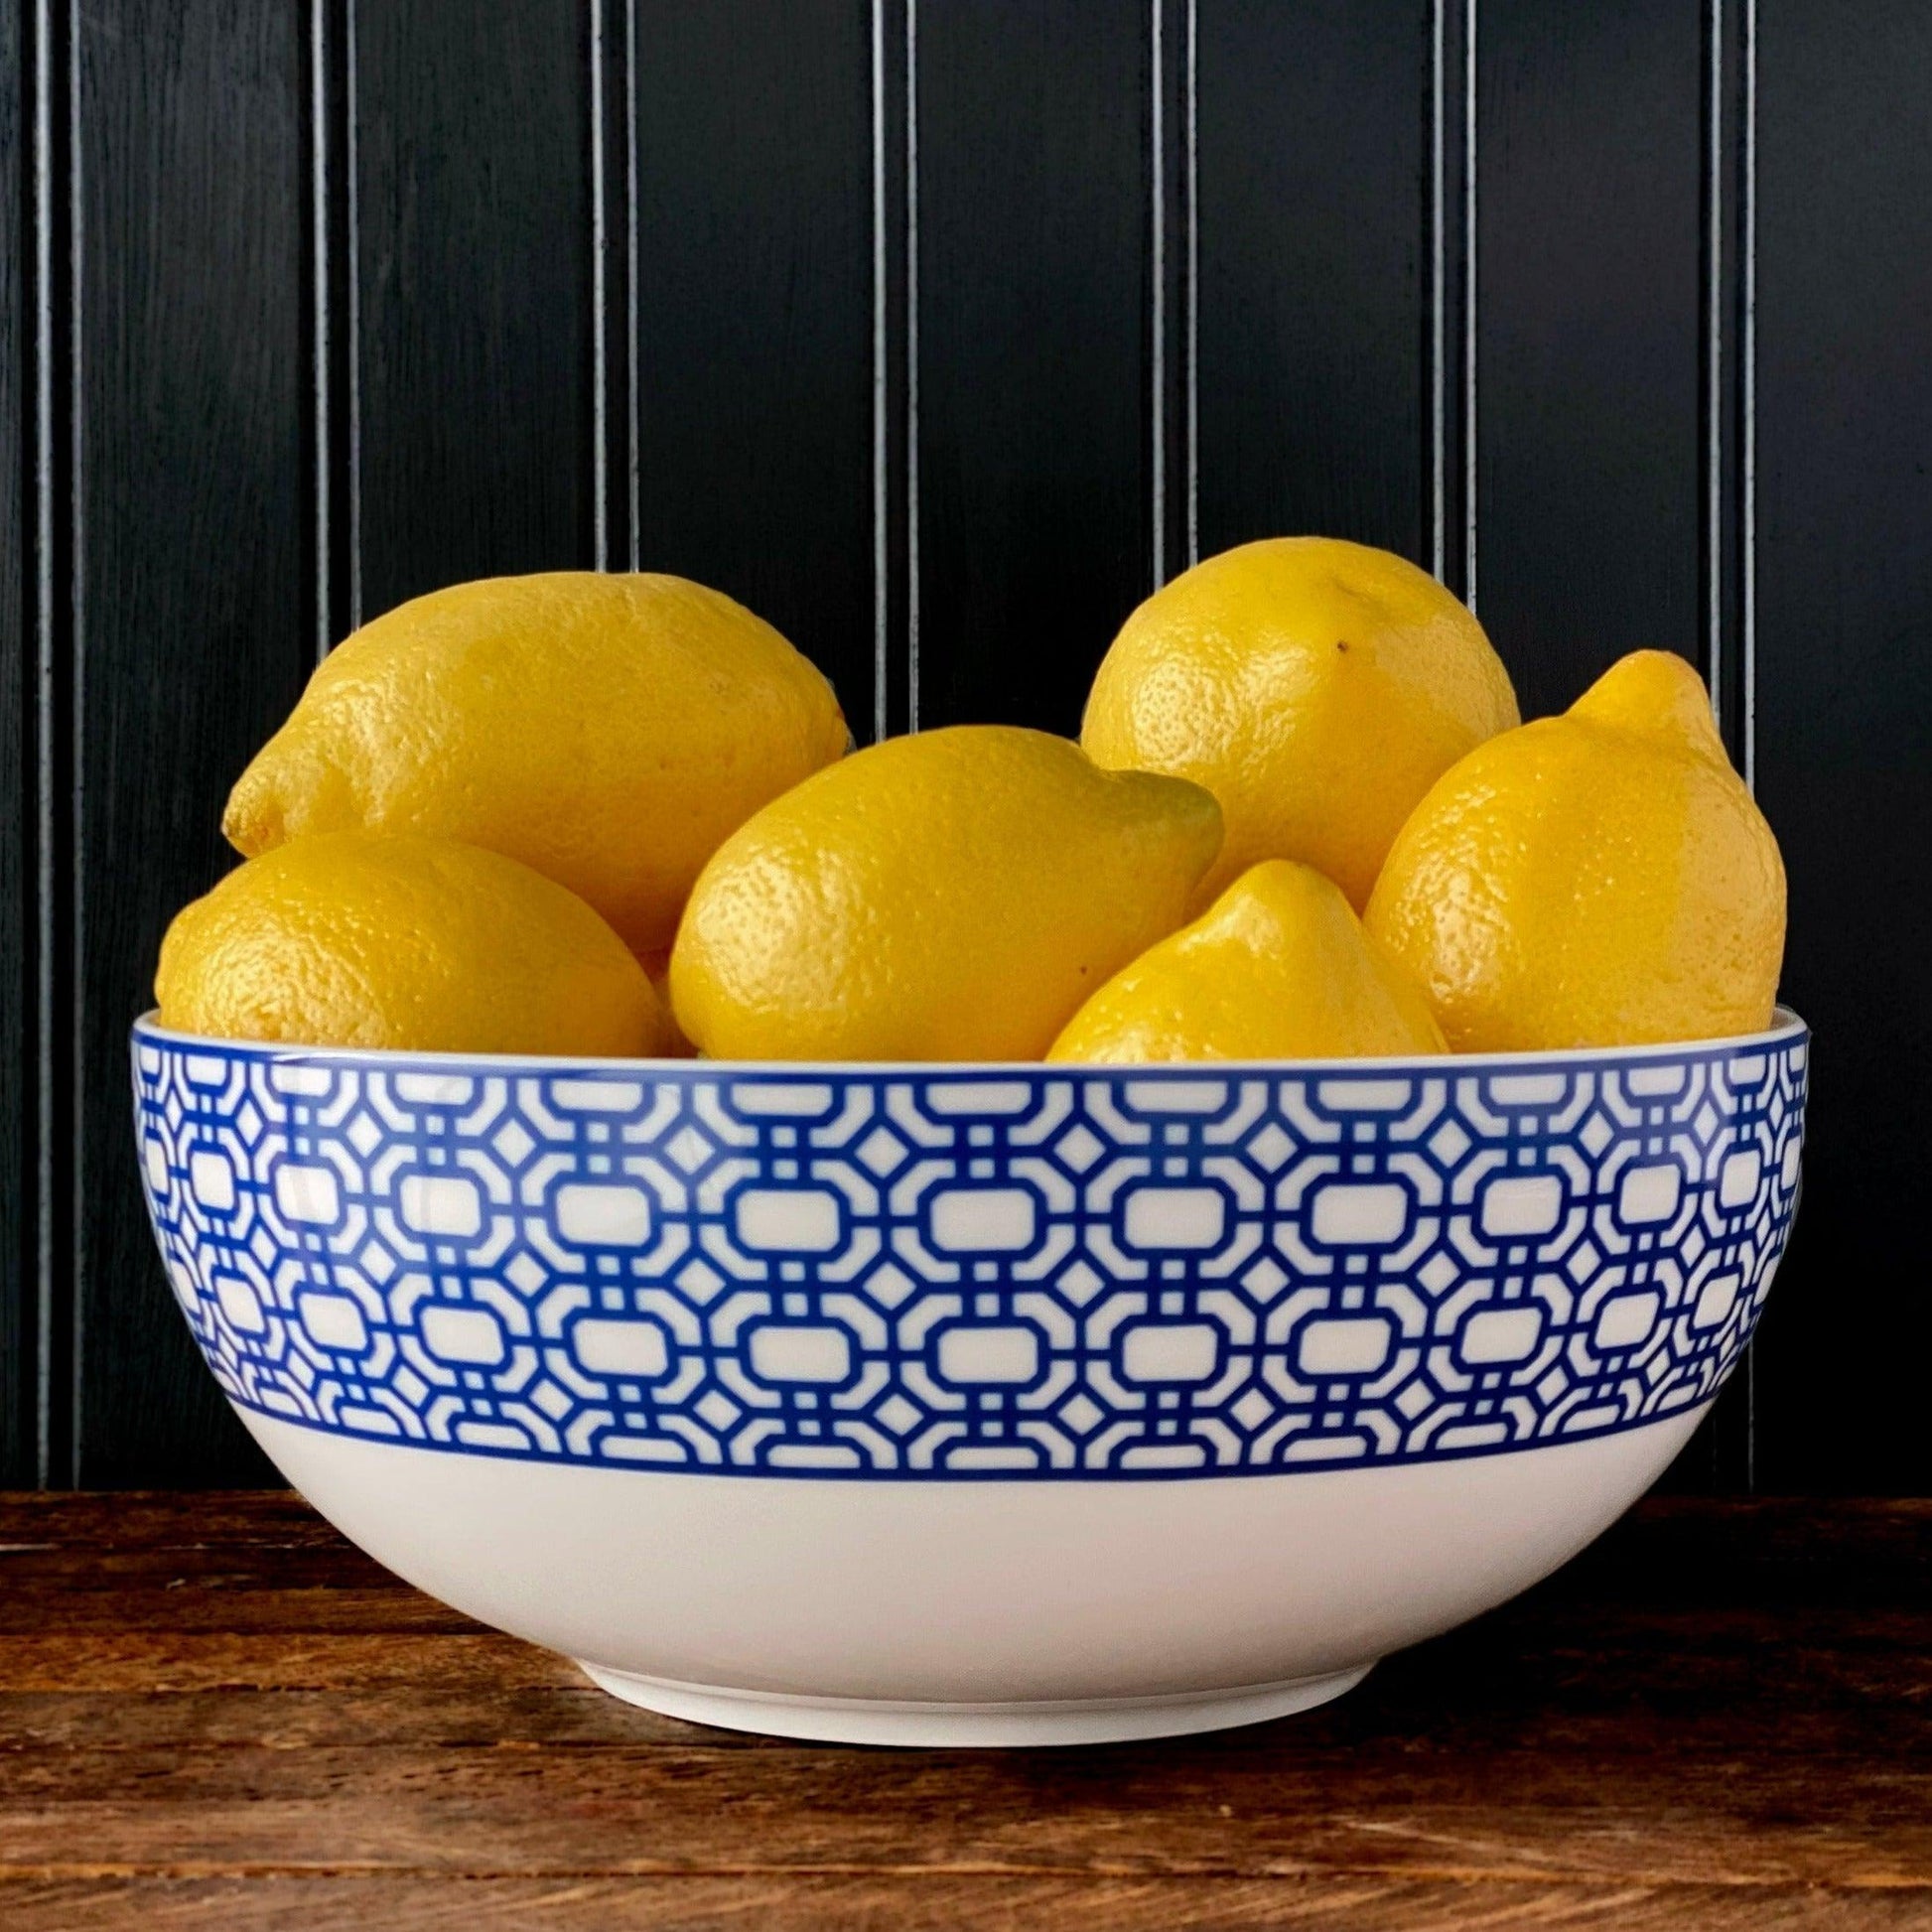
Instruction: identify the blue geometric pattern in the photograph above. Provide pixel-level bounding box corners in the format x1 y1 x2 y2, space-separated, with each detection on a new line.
132 1022 1807 1480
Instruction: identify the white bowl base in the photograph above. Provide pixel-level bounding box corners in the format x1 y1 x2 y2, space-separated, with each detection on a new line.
577 1659 1374 1746
239 1409 1707 1722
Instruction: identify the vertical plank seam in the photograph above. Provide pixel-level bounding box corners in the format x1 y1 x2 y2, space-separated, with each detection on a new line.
1706 0 1724 724
311 0 331 661
872 0 888 745
1184 0 1197 569
1741 0 1757 1492
590 0 608 571
345 0 361 629
904 0 919 732
624 0 639 570
1742 0 1756 794
1150 0 1165 590
65 0 82 1484
1703 0 1735 1479
31 0 55 1488
1430 0 1446 582
1462 0 1477 610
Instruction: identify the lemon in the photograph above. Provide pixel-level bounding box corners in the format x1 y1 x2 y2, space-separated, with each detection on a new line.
1082 537 1519 909
638 949 698 1059
156 832 671 1056
1049 860 1446 1063
1365 650 1786 1050
669 726 1222 1061
224 572 849 956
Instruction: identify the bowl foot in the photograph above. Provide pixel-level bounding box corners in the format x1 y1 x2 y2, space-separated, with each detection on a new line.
576 1660 1373 1746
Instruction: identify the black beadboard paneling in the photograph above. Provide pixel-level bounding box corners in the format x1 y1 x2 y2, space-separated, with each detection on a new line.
630 0 876 734
1196 0 1429 568
1753 0 1932 1494
1 0 25 1485
353 0 593 621
1475 0 1704 723
915 0 1150 735
1 0 1923 1494
72 0 301 1485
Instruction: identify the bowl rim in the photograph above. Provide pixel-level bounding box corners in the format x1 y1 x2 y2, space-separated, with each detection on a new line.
131 1005 1809 1078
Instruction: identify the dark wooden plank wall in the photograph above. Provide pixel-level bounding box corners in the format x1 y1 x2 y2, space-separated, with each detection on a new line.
2 0 1925 1490
916 0 1150 735
353 0 594 621
1752 0 1932 1494
0 0 24 1487
1195 1 1428 574
632 0 880 733
69 0 310 1488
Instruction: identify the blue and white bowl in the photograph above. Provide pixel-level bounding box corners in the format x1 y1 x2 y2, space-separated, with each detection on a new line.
133 1012 1807 1745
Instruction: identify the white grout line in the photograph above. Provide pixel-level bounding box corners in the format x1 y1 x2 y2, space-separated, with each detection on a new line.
1707 0 1724 724
1462 0 1477 611
1430 0 1446 583
67 0 85 1482
1742 0 1756 795
33 0 53 1488
624 0 639 569
345 0 362 629
871 0 888 744
1151 0 1165 590
589 0 608 571
1184 0 1197 569
905 0 920 731
312 0 331 658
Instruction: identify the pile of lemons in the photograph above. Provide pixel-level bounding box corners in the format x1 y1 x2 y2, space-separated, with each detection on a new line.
157 538 1786 1064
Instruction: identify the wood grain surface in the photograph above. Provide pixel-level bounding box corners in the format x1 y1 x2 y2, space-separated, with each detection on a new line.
0 1493 1925 1927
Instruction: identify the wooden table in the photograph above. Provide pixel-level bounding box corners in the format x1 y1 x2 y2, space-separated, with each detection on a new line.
1 1492 1926 1928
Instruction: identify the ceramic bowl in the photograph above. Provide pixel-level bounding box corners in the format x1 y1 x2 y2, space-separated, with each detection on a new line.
132 1011 1807 1745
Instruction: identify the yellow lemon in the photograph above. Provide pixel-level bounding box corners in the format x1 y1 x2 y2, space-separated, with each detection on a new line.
638 949 698 1060
224 572 849 956
1082 537 1519 909
156 832 671 1056
1048 860 1446 1064
1365 650 1786 1050
669 726 1222 1061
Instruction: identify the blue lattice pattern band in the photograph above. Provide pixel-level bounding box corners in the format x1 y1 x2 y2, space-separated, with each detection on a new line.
132 1023 1807 1480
